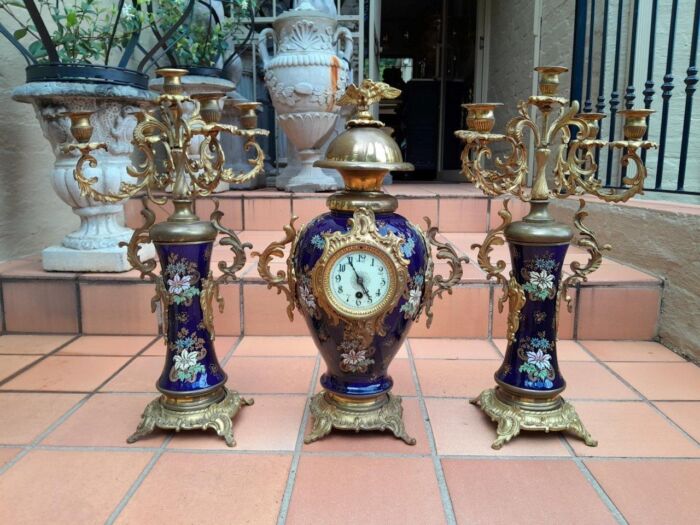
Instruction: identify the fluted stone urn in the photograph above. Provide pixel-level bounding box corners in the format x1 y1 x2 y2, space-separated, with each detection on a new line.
258 1 353 192
12 81 155 272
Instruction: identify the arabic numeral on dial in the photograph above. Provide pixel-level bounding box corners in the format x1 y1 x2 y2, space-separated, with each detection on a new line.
358 254 366 262
378 266 384 273
339 264 346 272
337 285 343 293
370 258 375 267
381 279 386 286
346 256 353 264
356 298 361 306
376 289 381 297
335 274 341 283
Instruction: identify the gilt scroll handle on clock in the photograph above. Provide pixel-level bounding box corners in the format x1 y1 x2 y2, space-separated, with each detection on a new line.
420 218 469 329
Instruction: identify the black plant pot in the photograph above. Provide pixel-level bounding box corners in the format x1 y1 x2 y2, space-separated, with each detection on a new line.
180 65 225 78
25 63 149 90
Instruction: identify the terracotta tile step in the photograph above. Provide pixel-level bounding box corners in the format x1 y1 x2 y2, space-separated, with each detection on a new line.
0 250 661 340
124 183 507 233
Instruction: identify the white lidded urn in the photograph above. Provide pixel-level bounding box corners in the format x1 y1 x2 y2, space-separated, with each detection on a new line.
258 1 353 192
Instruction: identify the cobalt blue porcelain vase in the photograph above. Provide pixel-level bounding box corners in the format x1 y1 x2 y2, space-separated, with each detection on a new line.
255 80 466 444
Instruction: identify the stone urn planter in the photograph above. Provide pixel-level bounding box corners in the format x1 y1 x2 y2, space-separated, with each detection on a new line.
258 1 353 192
12 65 155 272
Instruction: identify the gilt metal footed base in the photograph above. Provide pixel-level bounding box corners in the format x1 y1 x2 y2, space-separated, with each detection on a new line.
305 391 416 445
127 387 254 447
470 387 597 450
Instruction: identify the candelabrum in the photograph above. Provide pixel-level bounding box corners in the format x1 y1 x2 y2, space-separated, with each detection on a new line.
64 68 269 446
455 66 656 449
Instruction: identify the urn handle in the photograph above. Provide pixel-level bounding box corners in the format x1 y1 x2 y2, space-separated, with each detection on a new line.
119 197 158 282
210 200 252 284
251 217 299 321
334 26 354 63
560 199 611 312
258 27 276 68
420 218 470 328
471 199 526 343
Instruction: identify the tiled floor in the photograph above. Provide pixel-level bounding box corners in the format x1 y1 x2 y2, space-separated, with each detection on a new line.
0 335 698 525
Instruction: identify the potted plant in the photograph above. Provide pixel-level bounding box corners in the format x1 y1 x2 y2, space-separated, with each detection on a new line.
0 0 161 271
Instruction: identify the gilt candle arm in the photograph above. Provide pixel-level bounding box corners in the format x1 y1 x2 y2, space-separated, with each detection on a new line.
251 217 299 322
454 131 528 198
558 109 657 203
418 218 469 328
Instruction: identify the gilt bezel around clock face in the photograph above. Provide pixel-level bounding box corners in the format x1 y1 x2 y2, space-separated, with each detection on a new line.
323 244 398 319
310 208 410 327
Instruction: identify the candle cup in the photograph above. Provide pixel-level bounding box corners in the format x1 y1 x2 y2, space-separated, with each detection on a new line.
618 109 655 140
576 112 606 139
192 93 224 124
534 66 568 96
157 68 189 95
67 111 95 143
234 102 261 130
462 103 503 133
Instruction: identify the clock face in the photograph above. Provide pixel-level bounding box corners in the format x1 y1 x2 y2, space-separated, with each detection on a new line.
326 246 396 318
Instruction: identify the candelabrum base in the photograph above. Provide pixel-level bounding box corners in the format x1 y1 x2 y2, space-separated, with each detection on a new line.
305 391 416 445
127 387 254 447
470 387 597 450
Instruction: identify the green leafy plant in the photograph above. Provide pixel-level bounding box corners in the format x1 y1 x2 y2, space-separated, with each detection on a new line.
157 0 251 68
0 0 148 64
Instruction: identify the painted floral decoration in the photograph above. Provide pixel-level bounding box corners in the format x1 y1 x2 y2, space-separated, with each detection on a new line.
339 339 375 373
522 254 559 301
400 235 416 258
401 274 424 319
165 253 201 305
517 334 555 389
298 273 317 316
169 327 207 384
311 230 332 250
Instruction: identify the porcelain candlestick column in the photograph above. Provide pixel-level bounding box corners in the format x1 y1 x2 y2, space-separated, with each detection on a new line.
456 66 656 448
66 68 269 445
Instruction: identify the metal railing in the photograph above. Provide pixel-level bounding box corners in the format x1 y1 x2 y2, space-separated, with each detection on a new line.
571 0 700 195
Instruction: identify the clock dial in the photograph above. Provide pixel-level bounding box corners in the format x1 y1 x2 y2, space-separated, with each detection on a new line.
327 247 394 317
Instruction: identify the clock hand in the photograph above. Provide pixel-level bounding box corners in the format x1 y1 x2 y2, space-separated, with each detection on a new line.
348 259 371 299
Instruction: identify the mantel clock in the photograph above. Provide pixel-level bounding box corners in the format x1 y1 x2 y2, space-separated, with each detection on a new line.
255 80 468 444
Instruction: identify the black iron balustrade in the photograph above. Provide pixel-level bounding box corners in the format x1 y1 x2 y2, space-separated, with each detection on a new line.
571 0 700 196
